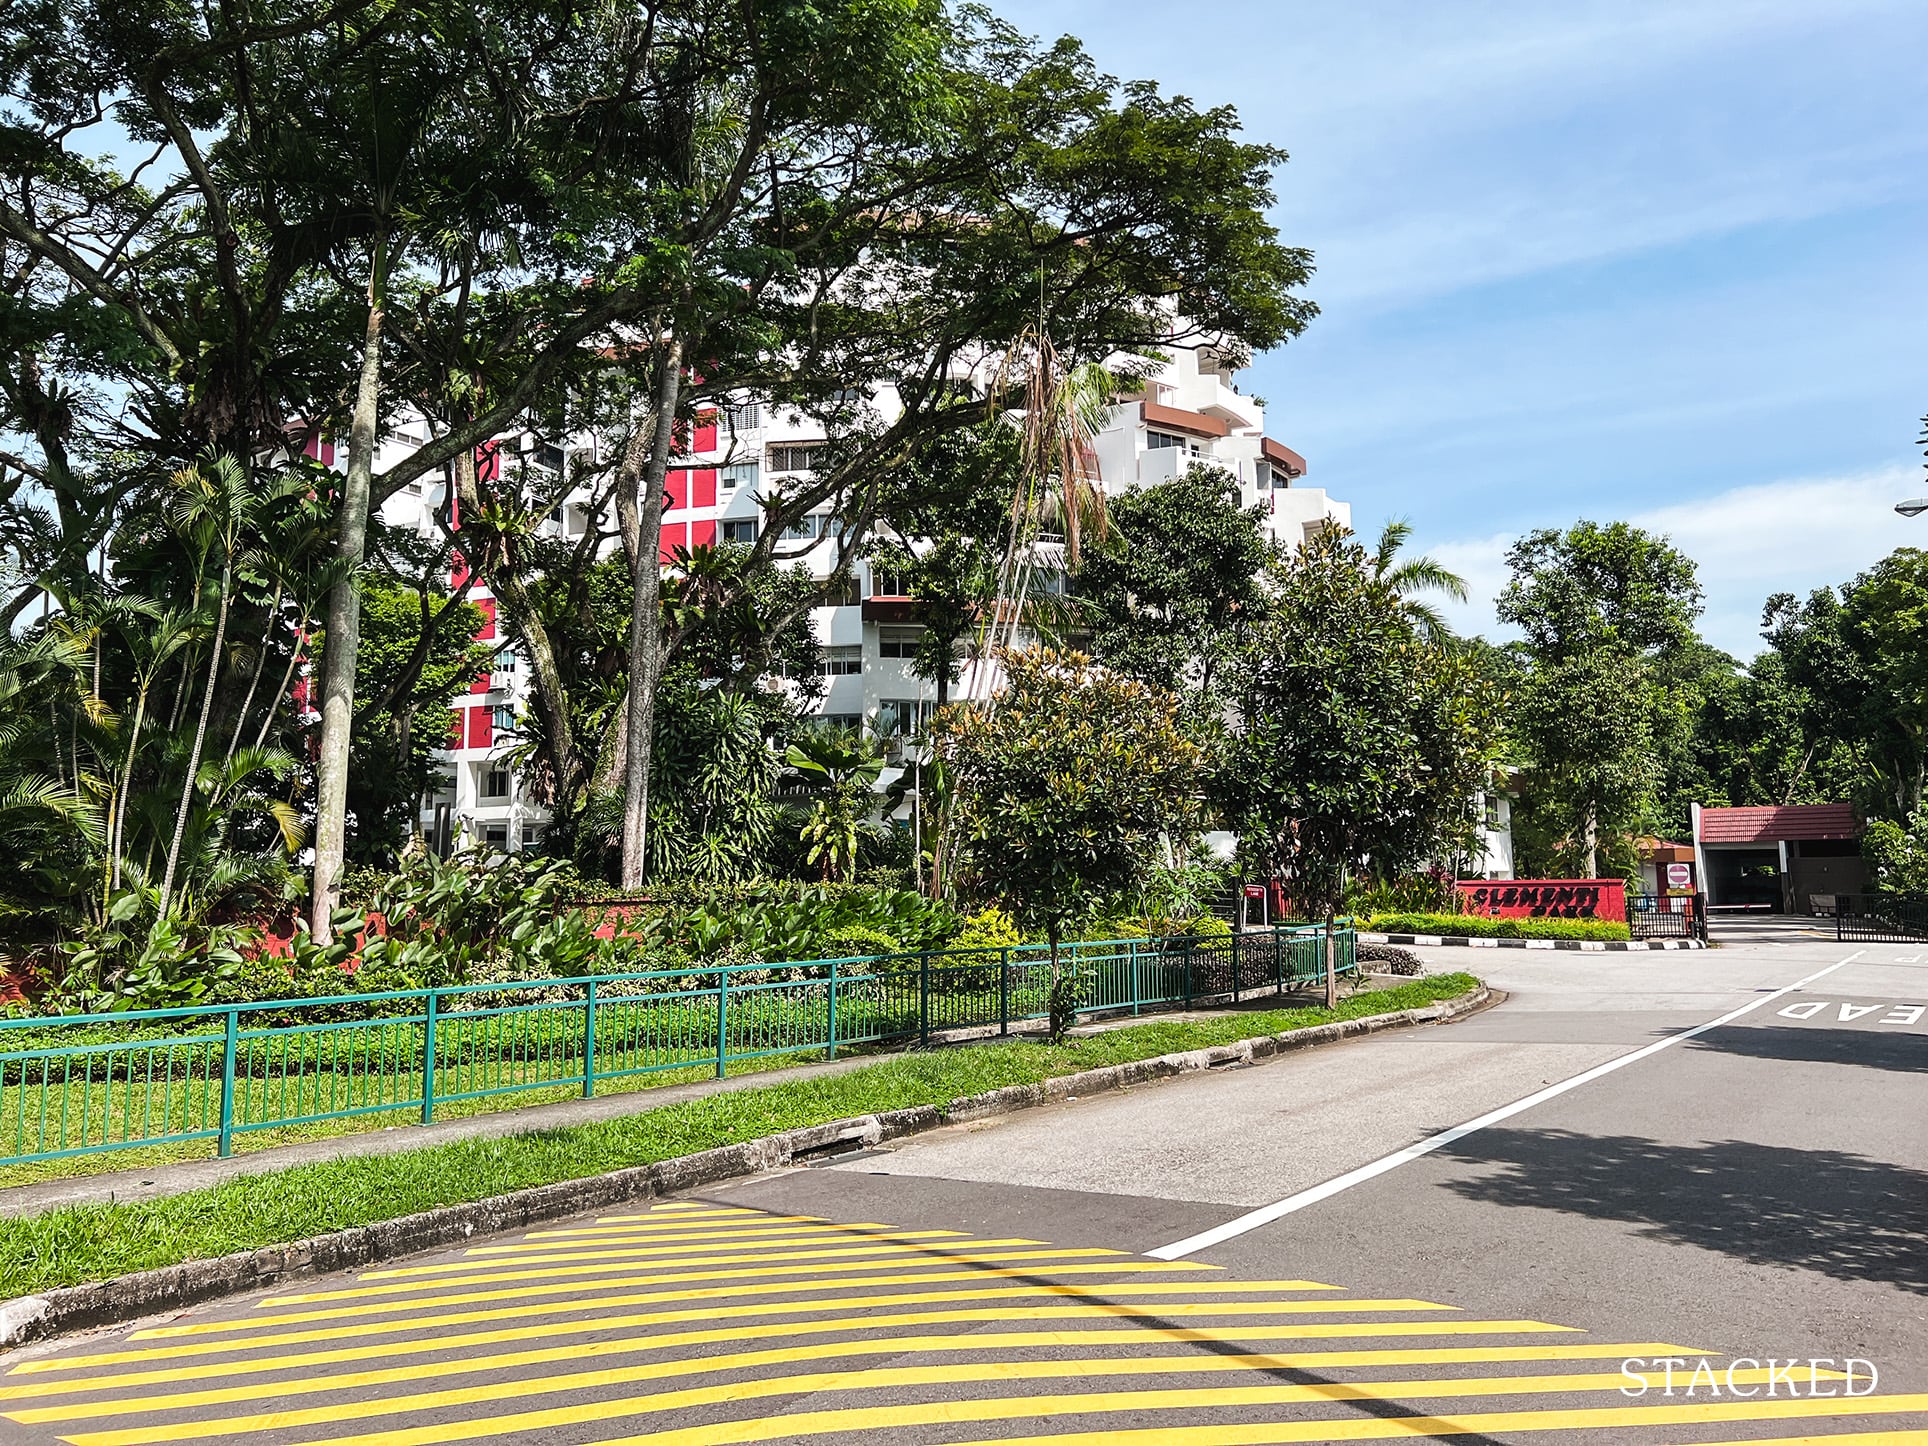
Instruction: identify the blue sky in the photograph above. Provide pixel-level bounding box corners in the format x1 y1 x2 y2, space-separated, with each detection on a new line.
998 0 1928 656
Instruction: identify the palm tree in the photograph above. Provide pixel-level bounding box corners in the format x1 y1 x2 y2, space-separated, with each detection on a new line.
1371 519 1470 644
964 332 1119 698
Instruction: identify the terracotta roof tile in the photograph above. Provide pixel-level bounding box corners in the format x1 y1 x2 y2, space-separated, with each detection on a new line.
1697 804 1859 844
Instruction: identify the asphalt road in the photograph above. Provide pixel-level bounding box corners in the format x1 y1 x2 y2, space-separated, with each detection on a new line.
3 915 1924 1445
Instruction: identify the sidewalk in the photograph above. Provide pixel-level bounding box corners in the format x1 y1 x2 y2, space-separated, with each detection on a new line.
0 981 1351 1220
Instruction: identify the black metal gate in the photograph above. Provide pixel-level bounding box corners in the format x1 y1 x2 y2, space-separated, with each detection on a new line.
1627 893 1706 941
1831 895 1928 943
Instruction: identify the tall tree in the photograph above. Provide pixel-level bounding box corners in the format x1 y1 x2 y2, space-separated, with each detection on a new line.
1497 521 1703 876
1080 465 1273 715
1220 527 1495 990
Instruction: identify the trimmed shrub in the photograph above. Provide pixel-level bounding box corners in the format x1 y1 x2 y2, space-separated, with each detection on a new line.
1370 912 1630 942
951 907 1023 951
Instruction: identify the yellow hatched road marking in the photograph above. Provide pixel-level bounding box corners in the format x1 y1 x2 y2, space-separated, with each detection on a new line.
21 1283 1457 1373
363 1226 970 1276
697 1411 1928 1446
7 1327 1703 1420
0 1328 1662 1404
261 1238 1082 1302
487 1217 839 1243
129 1259 1218 1339
24 1304 1554 1377
54 1366 1875 1446
516 1226 825 1249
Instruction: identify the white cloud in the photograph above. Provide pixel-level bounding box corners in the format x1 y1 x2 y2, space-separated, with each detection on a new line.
1420 466 1920 657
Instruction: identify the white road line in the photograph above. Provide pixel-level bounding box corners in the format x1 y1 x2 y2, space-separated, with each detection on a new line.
1147 950 1867 1260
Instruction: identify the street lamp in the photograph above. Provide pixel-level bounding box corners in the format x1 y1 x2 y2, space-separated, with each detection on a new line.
1898 499 1928 518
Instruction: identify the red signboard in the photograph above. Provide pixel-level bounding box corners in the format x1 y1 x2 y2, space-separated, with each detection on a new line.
1456 878 1627 922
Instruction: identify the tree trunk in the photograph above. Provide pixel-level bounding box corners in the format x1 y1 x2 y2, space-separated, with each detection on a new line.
617 335 685 890
158 560 231 916
310 261 386 941
1046 918 1069 1041
225 579 281 763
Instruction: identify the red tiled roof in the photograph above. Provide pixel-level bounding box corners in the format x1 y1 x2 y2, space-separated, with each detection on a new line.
1697 804 1859 844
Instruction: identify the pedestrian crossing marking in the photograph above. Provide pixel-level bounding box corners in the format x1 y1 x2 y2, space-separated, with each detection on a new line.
3 1200 1919 1446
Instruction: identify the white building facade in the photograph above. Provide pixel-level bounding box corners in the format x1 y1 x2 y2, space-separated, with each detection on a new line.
372 342 1344 852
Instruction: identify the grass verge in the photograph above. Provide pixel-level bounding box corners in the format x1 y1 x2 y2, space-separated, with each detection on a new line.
0 973 1478 1297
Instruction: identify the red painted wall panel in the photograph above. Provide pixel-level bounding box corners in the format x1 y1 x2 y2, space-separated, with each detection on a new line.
659 521 688 563
474 597 497 641
688 468 717 509
689 518 717 547
467 705 491 750
1456 878 1627 922
693 412 718 452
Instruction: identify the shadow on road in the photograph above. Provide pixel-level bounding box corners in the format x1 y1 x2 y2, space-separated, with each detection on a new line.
1434 1127 1928 1294
1685 1025 1928 1075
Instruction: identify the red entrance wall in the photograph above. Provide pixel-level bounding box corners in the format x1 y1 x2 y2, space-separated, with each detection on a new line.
1457 878 1627 922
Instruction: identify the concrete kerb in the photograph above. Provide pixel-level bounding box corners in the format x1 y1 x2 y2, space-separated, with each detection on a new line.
0 985 1493 1351
1361 931 1705 952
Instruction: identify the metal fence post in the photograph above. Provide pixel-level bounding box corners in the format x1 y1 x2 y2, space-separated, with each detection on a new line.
918 951 930 1047
420 990 439 1125
827 963 839 1061
217 1008 238 1158
998 949 1010 1035
1182 939 1193 1009
1232 935 1241 1004
582 979 598 1098
1129 940 1140 1016
1273 927 1283 995
715 972 729 1080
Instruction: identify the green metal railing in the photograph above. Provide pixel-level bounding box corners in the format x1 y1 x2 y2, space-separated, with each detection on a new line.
0 923 1354 1167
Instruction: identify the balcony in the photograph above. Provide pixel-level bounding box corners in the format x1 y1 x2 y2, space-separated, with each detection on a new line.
861 595 920 624
1140 400 1229 439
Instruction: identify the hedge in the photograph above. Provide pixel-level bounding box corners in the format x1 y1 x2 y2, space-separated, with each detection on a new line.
1369 912 1631 942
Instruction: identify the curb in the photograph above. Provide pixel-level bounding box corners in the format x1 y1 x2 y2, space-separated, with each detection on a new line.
0 985 1492 1350
1362 931 1704 952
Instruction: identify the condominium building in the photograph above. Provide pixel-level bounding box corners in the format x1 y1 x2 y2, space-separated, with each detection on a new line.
371 342 1344 852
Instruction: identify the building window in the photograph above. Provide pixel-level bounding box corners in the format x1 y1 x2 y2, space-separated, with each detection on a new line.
482 769 511 800
481 823 510 851
492 704 515 733
818 645 863 677
519 823 545 850
721 518 758 544
1035 569 1065 596
878 627 922 659
1483 793 1503 829
767 444 820 473
535 441 567 473
821 572 862 607
720 462 757 492
1146 430 1187 450
870 567 909 597
878 698 934 736
723 401 760 433
782 513 825 541
811 712 862 732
